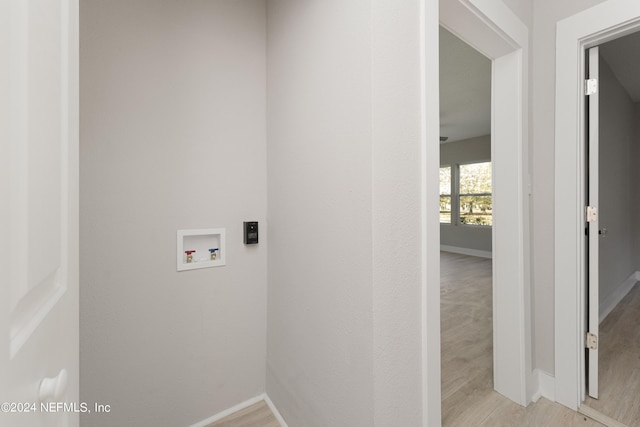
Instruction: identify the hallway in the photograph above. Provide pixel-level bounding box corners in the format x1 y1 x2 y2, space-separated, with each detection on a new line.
440 252 602 426
585 283 640 426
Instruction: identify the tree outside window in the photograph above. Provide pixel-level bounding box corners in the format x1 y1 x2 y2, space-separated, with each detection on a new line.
440 166 451 223
439 161 492 226
459 162 492 226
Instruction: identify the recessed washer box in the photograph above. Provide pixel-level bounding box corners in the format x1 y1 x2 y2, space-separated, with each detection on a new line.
177 228 226 271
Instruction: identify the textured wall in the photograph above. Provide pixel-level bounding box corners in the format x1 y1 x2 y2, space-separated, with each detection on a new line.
371 0 424 424
266 0 425 425
80 1 267 425
265 1 375 425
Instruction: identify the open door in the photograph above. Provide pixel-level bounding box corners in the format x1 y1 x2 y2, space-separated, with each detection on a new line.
586 46 599 400
1 1 79 426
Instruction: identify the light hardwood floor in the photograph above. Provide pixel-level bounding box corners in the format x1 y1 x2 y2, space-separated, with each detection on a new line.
440 251 604 426
584 282 640 426
441 251 493 414
206 401 280 427
207 252 608 426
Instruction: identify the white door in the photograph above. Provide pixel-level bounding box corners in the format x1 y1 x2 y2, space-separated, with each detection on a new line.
586 46 600 400
1 0 79 426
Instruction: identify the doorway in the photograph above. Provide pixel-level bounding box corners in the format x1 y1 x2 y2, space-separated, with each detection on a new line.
582 33 640 426
438 25 495 425
430 2 532 417
554 0 640 412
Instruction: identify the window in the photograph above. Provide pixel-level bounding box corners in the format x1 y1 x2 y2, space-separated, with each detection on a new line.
440 166 451 223
439 161 492 226
459 162 492 226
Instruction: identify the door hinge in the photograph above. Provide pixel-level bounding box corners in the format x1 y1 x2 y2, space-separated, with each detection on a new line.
585 79 598 95
586 206 598 222
586 332 598 350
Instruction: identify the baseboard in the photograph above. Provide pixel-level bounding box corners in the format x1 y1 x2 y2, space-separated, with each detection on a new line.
264 393 289 427
189 393 288 427
532 369 555 403
189 394 266 427
440 245 492 259
599 271 640 324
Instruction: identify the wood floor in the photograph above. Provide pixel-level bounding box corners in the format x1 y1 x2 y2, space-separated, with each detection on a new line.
584 282 640 426
440 251 603 426
206 401 280 427
440 251 493 413
208 251 611 426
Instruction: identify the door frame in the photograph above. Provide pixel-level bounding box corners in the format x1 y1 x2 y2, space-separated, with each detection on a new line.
422 1 531 424
555 0 640 411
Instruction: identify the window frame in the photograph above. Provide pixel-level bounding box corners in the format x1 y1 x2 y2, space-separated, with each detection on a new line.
439 160 492 227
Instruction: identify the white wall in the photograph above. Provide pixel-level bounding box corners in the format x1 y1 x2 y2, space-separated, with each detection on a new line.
598 57 640 312
531 0 606 375
80 1 267 425
371 0 424 423
267 0 374 427
502 0 533 28
265 1 374 425
440 135 492 253
266 0 424 425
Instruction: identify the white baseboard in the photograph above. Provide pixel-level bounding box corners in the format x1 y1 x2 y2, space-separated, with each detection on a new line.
599 271 640 324
440 245 492 259
264 393 289 427
189 393 288 427
189 394 266 427
532 369 555 403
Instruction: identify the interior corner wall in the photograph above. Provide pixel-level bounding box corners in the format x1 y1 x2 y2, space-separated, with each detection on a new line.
439 135 492 253
598 57 639 313
531 0 606 376
266 0 425 425
502 0 534 28
265 1 375 426
79 1 267 425
371 0 424 424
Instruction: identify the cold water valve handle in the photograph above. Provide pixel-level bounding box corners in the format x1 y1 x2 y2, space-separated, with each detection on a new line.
209 248 219 260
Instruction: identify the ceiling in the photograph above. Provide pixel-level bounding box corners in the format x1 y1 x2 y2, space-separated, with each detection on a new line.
439 26 491 143
600 30 640 102
438 28 640 144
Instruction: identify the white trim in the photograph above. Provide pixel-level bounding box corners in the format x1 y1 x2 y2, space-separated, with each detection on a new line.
437 0 531 409
599 271 640 324
421 0 442 425
469 0 528 48
531 369 555 402
440 245 492 259
264 394 289 427
189 394 265 427
554 0 640 411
